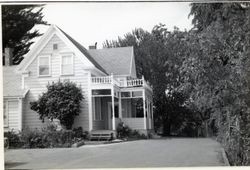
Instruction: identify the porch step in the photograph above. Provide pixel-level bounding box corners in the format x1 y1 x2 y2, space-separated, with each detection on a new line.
90 130 116 141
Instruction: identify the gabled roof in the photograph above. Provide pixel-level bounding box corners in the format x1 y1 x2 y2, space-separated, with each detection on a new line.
18 25 107 75
57 27 107 74
88 46 134 76
3 66 28 98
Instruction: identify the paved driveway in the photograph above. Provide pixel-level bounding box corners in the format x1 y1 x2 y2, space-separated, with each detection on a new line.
5 138 228 169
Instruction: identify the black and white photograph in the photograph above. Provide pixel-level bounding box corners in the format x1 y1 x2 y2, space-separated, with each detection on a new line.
1 0 250 169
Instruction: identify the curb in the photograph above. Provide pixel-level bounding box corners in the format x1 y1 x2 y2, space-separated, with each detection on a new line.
221 148 230 166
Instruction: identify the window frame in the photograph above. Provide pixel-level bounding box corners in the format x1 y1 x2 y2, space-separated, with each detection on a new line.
60 53 74 76
121 90 143 99
38 55 51 77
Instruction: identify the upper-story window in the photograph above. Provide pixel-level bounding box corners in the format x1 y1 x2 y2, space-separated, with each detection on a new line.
61 54 73 75
38 55 51 76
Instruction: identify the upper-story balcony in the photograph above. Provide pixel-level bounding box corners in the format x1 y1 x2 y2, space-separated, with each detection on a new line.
91 75 152 91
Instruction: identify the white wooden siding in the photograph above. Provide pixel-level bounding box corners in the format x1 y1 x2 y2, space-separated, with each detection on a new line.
121 118 144 129
6 100 20 131
23 34 90 131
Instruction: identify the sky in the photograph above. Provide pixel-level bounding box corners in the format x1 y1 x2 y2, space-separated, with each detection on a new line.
32 2 193 49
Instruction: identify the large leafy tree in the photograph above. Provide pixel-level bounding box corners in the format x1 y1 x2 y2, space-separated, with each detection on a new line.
2 5 47 65
104 25 198 136
179 3 250 165
30 80 84 130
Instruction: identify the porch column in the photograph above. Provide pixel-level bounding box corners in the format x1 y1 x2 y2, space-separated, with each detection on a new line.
119 92 122 118
143 89 147 130
147 99 150 129
151 101 154 130
111 74 116 130
88 72 93 131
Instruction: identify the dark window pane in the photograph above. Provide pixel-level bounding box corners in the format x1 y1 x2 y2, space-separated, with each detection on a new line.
121 92 130 97
92 89 111 95
115 105 119 118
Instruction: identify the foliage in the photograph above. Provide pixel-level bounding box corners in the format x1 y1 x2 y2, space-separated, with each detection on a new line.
2 5 47 64
72 127 86 138
4 125 88 149
178 3 250 165
30 80 84 129
20 126 74 148
116 122 132 139
104 2 250 165
116 122 148 139
4 130 23 148
104 25 197 135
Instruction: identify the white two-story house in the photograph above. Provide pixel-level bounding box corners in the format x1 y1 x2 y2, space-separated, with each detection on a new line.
3 25 153 135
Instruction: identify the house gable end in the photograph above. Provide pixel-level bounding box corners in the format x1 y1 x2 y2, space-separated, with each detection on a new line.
19 25 106 74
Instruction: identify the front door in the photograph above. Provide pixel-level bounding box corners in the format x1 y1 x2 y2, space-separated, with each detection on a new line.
108 102 119 130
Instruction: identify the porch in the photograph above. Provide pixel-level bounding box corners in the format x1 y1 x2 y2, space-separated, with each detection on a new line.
90 75 153 133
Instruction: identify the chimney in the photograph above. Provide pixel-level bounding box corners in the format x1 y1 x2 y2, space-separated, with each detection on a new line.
4 48 13 66
89 42 97 50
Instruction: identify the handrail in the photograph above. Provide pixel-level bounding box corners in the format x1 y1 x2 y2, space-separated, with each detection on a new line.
127 79 143 87
91 76 152 90
91 76 112 84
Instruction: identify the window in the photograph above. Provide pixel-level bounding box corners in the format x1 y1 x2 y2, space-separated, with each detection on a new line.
61 54 73 75
122 98 144 118
3 101 8 127
53 44 58 50
121 92 130 98
38 55 50 76
121 91 143 98
92 89 111 96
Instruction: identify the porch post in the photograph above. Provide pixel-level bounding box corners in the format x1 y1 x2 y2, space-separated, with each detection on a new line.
151 101 154 130
147 99 150 129
88 72 93 131
119 92 122 118
111 73 116 130
143 89 147 130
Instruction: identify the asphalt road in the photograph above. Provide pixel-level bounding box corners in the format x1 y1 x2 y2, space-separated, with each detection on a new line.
5 138 228 169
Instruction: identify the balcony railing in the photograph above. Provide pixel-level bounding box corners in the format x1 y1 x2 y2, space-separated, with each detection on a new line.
91 76 111 84
91 75 152 90
126 79 143 87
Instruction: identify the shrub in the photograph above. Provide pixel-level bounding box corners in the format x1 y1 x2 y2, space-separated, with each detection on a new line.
30 80 84 129
73 127 83 138
20 127 75 148
116 122 132 139
4 125 88 148
116 122 148 139
4 130 23 148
